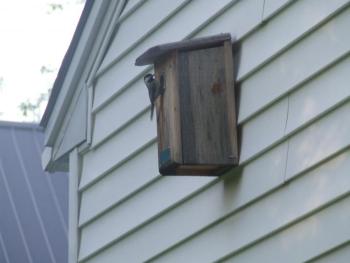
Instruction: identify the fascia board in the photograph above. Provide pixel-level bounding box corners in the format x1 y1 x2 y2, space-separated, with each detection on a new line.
44 0 110 147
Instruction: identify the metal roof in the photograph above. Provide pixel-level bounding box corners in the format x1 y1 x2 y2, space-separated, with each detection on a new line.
0 121 68 263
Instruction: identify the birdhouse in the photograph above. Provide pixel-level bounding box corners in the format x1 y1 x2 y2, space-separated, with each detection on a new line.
135 33 238 176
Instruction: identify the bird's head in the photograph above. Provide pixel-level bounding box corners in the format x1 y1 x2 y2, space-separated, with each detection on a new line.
144 73 154 84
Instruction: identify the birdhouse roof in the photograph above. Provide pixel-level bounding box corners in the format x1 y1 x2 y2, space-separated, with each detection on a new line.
135 33 231 66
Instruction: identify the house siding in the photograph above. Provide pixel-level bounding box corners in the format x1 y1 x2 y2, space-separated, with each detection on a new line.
70 0 350 261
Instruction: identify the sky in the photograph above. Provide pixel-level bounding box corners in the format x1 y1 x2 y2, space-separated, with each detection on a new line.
0 0 84 122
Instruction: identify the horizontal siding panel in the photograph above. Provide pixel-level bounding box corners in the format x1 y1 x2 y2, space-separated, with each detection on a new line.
77 2 350 263
93 0 262 111
83 149 350 263
82 143 288 262
93 35 350 171
151 151 350 263
193 0 262 39
240 54 350 162
92 78 150 145
311 242 350 263
81 99 350 262
286 101 350 180
94 3 350 151
286 54 350 133
121 0 143 17
80 110 156 189
93 0 267 144
99 0 188 71
79 176 214 261
238 0 350 80
222 195 350 263
239 6 350 123
240 98 288 162
79 143 158 226
262 0 292 18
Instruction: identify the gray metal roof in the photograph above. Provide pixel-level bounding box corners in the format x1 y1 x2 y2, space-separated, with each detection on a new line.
0 121 68 263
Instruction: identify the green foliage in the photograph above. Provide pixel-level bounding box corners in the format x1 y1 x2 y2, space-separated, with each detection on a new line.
19 65 54 122
19 101 37 117
40 65 54 74
47 3 63 14
19 89 52 122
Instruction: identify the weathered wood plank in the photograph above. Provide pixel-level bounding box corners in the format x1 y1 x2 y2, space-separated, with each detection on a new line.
223 40 239 164
135 33 231 65
180 46 232 165
155 52 182 168
148 37 238 175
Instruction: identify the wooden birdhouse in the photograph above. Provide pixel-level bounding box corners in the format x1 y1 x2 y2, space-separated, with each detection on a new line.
135 33 238 176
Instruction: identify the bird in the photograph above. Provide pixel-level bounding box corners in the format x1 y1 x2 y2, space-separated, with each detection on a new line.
144 73 164 120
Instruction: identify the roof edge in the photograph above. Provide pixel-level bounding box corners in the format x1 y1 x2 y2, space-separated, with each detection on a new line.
135 33 231 66
0 120 43 130
40 0 94 128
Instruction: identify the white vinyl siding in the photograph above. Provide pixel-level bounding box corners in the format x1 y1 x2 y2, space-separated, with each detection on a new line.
71 0 350 262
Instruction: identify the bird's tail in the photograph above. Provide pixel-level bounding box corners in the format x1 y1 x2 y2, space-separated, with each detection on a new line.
150 104 154 120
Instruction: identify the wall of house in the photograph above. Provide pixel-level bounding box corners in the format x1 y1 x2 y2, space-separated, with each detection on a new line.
75 0 350 261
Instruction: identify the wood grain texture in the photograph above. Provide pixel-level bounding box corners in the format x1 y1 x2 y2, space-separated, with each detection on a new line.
155 52 182 170
223 40 239 164
135 33 231 66
179 46 232 165
153 38 238 175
